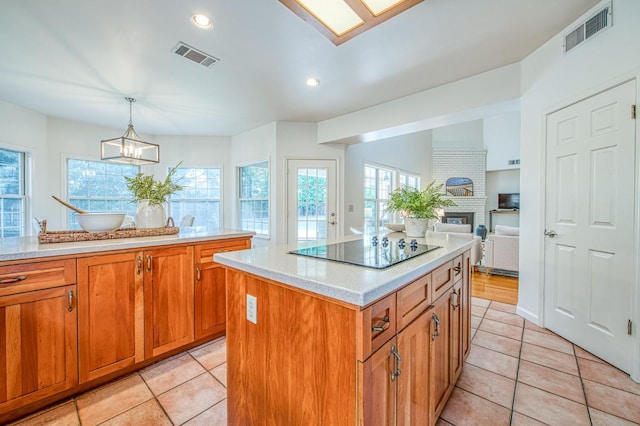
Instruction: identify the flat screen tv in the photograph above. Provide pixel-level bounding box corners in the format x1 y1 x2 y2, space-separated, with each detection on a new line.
498 193 520 210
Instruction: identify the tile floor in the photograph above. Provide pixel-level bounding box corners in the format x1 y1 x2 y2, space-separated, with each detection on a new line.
11 297 640 425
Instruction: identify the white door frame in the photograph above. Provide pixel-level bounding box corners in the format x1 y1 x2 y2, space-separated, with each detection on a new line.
540 76 640 382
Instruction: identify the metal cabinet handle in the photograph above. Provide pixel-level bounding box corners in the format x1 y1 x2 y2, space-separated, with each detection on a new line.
451 289 460 310
67 290 74 312
371 315 390 332
390 345 402 381
196 266 201 282
146 254 152 273
453 265 462 273
432 313 440 340
0 275 27 285
136 256 142 275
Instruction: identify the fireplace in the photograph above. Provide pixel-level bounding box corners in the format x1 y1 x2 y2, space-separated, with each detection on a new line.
442 212 474 231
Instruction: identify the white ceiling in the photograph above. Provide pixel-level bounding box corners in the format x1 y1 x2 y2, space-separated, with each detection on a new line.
0 0 600 137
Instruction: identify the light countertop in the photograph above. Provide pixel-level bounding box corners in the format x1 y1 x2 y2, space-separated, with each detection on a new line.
0 228 254 262
214 232 474 307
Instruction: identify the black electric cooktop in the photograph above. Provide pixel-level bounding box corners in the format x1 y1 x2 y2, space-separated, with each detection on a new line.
289 237 441 270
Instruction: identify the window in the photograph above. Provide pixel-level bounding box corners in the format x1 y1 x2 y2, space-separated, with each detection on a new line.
0 148 26 237
67 159 139 229
399 172 420 190
169 167 221 229
239 162 269 237
364 164 395 235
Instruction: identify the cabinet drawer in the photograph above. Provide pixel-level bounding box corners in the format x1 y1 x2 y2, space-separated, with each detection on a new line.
453 254 464 283
432 261 453 302
397 273 431 331
196 238 251 265
0 259 76 297
357 294 396 361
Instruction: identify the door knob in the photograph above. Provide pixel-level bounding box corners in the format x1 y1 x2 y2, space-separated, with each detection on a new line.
544 229 558 238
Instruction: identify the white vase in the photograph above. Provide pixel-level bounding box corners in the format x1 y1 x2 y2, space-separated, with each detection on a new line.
404 218 429 237
135 200 166 229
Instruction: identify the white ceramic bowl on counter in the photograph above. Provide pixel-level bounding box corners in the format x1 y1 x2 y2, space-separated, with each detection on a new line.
77 212 127 232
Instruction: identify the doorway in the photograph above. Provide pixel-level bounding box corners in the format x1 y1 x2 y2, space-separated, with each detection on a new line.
287 159 338 244
544 79 636 373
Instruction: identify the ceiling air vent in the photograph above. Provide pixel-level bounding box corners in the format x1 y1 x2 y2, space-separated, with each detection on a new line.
564 3 611 53
172 42 219 67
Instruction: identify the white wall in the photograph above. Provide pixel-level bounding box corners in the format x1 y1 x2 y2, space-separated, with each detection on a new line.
484 112 521 171
432 120 483 150
486 169 520 229
518 0 640 326
343 131 432 233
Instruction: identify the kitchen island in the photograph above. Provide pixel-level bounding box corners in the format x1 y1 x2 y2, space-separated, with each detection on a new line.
215 233 474 425
0 229 253 423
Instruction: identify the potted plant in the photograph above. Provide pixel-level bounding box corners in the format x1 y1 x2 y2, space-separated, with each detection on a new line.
387 181 456 237
124 162 183 228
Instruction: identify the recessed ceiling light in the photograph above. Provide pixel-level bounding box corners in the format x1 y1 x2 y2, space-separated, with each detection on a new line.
306 78 320 87
191 14 213 29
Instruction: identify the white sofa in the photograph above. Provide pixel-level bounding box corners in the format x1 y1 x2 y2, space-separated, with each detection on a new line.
427 223 482 267
484 225 519 273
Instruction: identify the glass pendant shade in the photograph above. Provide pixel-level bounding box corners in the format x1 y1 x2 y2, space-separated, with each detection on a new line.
101 98 159 165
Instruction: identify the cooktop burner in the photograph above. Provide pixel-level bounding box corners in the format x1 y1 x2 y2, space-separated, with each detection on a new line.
289 237 441 269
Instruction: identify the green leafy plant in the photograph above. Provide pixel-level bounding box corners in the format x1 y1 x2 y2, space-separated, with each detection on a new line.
124 162 183 205
387 181 456 219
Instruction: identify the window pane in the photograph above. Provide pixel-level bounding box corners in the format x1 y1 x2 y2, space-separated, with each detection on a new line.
169 167 222 229
0 148 25 237
239 162 269 236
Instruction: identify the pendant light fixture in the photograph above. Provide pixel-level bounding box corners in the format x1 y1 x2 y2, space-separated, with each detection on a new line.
101 97 160 165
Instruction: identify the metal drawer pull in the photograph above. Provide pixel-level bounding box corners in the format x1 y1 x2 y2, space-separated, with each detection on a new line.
136 256 142 275
432 313 440 340
146 254 152 273
453 265 462 273
371 315 390 332
451 289 460 309
67 290 74 312
0 275 27 285
390 345 402 381
196 266 201 282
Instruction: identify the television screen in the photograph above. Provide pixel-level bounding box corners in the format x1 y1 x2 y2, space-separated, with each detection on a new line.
498 193 520 209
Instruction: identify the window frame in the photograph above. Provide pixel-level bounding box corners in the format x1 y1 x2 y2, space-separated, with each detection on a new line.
0 146 28 238
168 165 223 230
237 160 270 239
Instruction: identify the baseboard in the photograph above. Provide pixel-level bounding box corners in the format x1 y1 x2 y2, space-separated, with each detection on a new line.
516 305 539 325
477 266 519 278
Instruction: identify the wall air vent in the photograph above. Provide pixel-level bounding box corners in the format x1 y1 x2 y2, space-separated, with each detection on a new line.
172 42 219 67
564 3 611 53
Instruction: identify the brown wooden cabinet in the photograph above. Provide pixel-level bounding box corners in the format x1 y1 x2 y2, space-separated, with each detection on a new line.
462 251 471 361
430 291 451 420
450 280 464 383
144 245 195 358
0 285 77 413
194 238 251 340
77 252 144 383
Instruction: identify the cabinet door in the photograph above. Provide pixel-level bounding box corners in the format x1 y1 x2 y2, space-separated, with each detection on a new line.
430 295 451 420
360 338 397 426
78 252 144 383
144 245 194 358
397 311 432 426
194 263 226 339
449 281 463 383
462 251 471 361
0 285 77 412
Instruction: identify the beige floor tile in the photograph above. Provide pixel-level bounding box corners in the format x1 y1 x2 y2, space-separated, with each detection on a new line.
183 400 227 426
158 373 226 425
517 360 586 404
479 318 523 341
13 401 79 426
190 338 227 370
211 362 227 387
524 320 553 335
455 363 515 408
578 358 640 396
574 344 606 363
589 407 640 426
100 399 171 426
488 300 517 314
471 327 477 340
520 343 579 375
471 315 482 329
76 374 152 426
513 382 590 425
522 328 573 355
484 309 524 327
472 329 521 358
510 412 547 425
465 344 519 379
471 297 491 308
141 353 206 395
440 387 511 426
472 305 487 318
584 380 640 423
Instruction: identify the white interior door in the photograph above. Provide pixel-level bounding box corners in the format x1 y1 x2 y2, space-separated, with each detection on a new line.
544 80 636 373
287 159 337 244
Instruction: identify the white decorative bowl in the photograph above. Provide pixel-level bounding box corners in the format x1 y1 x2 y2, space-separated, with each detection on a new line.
77 213 125 232
384 223 406 232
